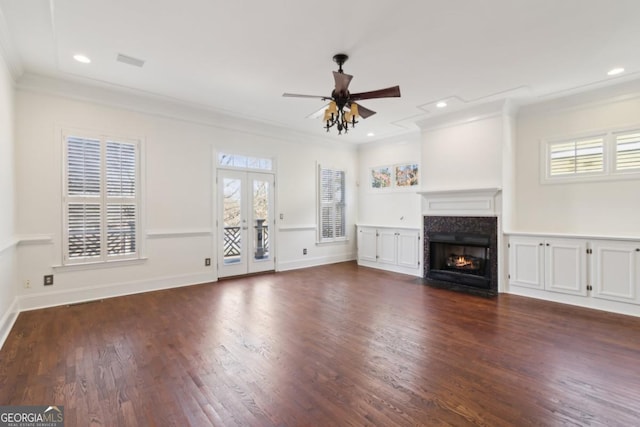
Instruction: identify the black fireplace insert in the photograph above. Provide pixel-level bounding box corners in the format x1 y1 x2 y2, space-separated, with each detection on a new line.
427 232 492 289
423 216 498 296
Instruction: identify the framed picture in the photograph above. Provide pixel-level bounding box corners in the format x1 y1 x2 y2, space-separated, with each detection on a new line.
395 163 419 187
370 166 392 189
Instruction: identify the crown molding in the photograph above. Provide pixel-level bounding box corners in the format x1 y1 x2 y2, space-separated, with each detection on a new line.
15 72 358 150
518 76 640 118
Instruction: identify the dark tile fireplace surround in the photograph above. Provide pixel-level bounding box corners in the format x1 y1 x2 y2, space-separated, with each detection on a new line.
423 216 498 297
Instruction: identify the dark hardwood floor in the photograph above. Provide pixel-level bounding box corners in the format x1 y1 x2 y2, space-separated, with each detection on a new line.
1 261 640 426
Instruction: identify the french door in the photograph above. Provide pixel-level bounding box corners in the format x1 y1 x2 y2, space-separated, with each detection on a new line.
217 170 275 277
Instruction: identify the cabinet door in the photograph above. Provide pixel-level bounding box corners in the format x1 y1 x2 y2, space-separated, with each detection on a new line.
397 230 420 269
591 241 640 303
357 227 378 262
509 237 545 289
545 239 588 296
377 229 397 265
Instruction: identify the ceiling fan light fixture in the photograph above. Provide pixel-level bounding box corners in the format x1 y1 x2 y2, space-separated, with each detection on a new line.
284 54 400 135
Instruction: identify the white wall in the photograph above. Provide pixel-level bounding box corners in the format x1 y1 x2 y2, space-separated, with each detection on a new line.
420 108 503 192
0 50 17 344
14 78 357 309
515 82 640 236
357 134 422 228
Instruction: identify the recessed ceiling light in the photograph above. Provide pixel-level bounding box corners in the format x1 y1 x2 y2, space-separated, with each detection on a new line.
367 132 375 137
607 67 624 76
436 101 447 108
73 54 91 64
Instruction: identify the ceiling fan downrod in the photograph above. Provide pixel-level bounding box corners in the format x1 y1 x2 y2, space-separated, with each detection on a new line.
333 53 348 74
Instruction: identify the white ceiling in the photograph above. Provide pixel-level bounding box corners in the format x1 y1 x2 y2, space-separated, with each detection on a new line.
1 0 640 143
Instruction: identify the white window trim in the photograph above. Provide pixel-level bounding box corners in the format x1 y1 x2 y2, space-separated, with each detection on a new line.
317 164 348 244
62 129 143 266
540 126 640 184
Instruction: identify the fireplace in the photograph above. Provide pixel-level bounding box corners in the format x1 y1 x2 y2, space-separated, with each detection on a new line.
424 216 498 296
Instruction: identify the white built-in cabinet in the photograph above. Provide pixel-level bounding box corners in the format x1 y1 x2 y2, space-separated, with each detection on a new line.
508 235 640 310
357 226 421 276
509 237 587 296
591 241 640 304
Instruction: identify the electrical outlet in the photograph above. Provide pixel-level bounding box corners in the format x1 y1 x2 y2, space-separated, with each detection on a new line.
205 258 211 267
303 248 307 255
44 275 54 286
24 280 30 289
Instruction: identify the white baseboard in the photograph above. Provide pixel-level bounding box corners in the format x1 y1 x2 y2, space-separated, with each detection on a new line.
356 260 423 277
508 285 640 318
0 298 20 350
18 272 216 312
278 253 356 272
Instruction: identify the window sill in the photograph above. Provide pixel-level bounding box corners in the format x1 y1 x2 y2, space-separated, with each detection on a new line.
316 239 349 246
53 257 148 272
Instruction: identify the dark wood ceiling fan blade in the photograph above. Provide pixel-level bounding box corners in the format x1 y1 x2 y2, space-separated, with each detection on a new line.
333 71 353 93
350 85 401 101
282 93 330 99
353 102 376 119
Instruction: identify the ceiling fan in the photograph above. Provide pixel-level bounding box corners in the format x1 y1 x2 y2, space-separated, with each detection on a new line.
283 54 401 134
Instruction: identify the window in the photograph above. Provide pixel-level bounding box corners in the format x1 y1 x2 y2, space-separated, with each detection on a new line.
542 127 640 183
318 165 346 242
63 133 140 264
548 136 604 177
615 131 640 172
218 152 273 171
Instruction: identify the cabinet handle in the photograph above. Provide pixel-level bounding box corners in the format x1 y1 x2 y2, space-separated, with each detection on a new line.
539 243 544 246
636 248 640 252
546 243 550 247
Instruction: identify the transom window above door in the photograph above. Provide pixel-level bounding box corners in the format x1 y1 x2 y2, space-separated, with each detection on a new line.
218 152 273 171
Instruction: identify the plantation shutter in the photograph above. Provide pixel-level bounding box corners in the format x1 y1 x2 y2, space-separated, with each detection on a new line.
66 137 102 259
549 137 604 177
615 131 640 171
106 141 137 256
319 166 346 242
64 134 139 264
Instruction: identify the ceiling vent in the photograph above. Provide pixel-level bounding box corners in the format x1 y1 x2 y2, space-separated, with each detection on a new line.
116 53 145 68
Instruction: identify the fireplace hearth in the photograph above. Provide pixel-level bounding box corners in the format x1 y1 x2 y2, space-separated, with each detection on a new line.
424 216 498 296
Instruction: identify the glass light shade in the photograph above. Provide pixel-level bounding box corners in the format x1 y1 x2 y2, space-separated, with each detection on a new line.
350 103 359 117
327 101 338 113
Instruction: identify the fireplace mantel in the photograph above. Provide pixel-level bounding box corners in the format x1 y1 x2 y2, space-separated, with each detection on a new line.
418 187 502 216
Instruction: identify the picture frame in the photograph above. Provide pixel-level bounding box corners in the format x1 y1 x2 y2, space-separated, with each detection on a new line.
395 163 419 187
370 166 392 189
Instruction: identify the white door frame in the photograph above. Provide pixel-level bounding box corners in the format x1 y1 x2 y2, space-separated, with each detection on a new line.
217 169 275 278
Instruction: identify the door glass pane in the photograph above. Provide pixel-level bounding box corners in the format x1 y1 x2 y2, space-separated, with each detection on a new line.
253 179 270 261
223 178 242 265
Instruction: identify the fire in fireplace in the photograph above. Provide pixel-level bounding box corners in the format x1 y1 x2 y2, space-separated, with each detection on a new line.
446 253 482 272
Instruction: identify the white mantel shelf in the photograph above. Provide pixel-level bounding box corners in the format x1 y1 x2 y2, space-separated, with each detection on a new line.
418 187 502 216
417 187 502 198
